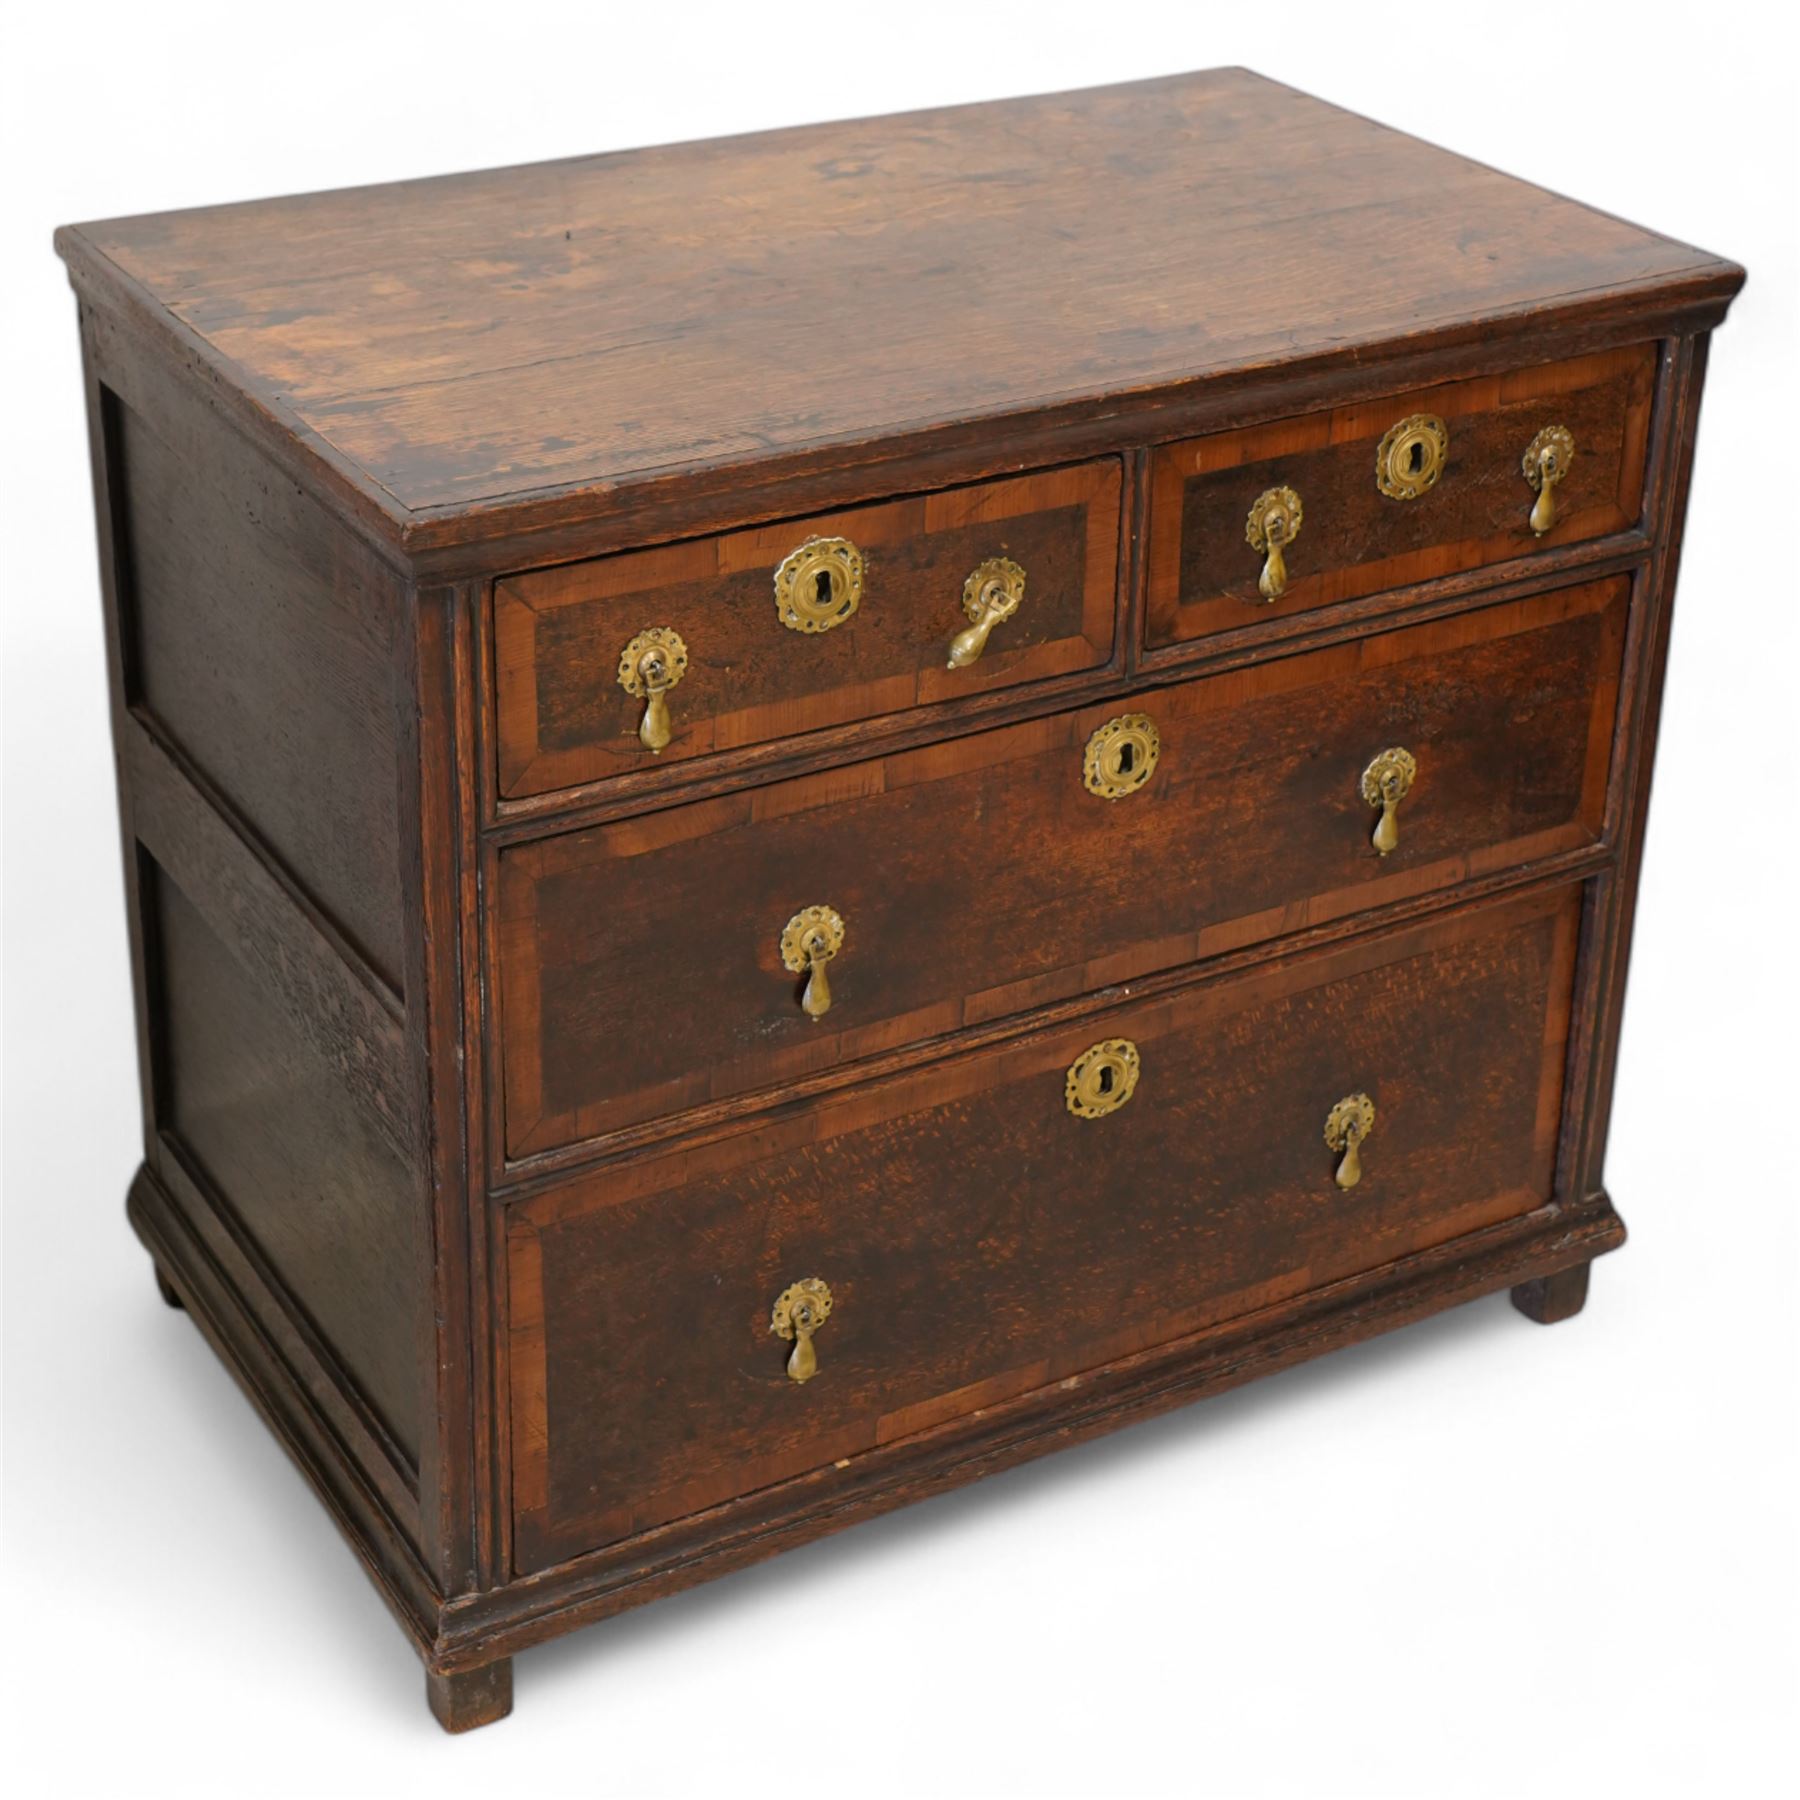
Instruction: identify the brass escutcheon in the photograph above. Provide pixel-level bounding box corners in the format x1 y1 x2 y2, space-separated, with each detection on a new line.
1065 1038 1141 1120
1376 414 1449 501
1360 746 1417 856
1522 425 1576 535
1324 1093 1376 1190
770 1278 834 1384
1083 713 1161 800
1245 485 1304 601
947 556 1027 669
774 536 865 634
780 904 845 1020
616 625 689 753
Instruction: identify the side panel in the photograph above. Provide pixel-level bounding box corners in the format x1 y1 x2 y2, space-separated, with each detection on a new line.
81 299 431 1548
152 869 422 1464
111 375 407 986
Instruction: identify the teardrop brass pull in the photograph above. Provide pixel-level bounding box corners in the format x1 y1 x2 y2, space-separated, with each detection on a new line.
780 905 845 1020
1360 746 1418 856
616 626 689 753
1522 425 1576 535
1324 1093 1376 1190
1245 485 1303 601
770 1278 834 1383
947 556 1027 669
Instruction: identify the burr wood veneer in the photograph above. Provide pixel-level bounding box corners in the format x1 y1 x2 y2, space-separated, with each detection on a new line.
57 68 1741 1729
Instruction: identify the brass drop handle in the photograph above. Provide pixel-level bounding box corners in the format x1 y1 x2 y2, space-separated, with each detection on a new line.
780 905 845 1020
1522 425 1576 535
1360 747 1418 856
1325 1093 1376 1190
1245 486 1303 602
616 626 689 753
947 556 1027 669
771 1278 833 1383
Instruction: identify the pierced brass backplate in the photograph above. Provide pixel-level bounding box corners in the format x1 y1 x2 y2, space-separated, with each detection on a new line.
1522 424 1576 535
1360 746 1418 856
1065 1038 1141 1119
1324 1093 1376 1190
1376 414 1449 501
1082 713 1161 800
1245 485 1303 602
774 536 865 634
779 904 845 1020
947 556 1027 668
770 1277 833 1383
616 625 689 753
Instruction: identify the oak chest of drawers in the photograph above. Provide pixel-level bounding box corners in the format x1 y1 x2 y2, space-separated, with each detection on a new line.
57 68 1742 1729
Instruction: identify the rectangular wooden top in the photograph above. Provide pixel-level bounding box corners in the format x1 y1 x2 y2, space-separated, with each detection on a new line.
58 68 1739 550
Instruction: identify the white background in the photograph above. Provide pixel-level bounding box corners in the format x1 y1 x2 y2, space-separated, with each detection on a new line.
3 3 1796 1796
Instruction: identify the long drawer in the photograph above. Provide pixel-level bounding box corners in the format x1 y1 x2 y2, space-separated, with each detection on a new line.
506 884 1582 1572
1145 344 1654 654
497 576 1625 1159
493 459 1122 800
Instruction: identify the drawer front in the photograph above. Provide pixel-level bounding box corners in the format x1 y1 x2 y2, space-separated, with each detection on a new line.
498 576 1624 1158
507 886 1581 1571
1146 345 1654 652
494 460 1121 798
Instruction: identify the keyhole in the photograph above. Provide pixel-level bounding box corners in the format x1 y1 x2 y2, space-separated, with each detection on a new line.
1116 742 1135 774
1097 1065 1114 1094
1407 439 1425 474
814 569 835 608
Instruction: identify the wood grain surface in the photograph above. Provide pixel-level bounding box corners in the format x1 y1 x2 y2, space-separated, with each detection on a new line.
494 460 1119 796
56 70 1737 534
1147 344 1654 649
509 885 1580 1570
498 577 1625 1157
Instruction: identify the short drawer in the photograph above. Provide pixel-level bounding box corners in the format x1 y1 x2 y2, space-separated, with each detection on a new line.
1145 344 1654 653
497 575 1625 1159
506 885 1581 1571
493 460 1122 799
